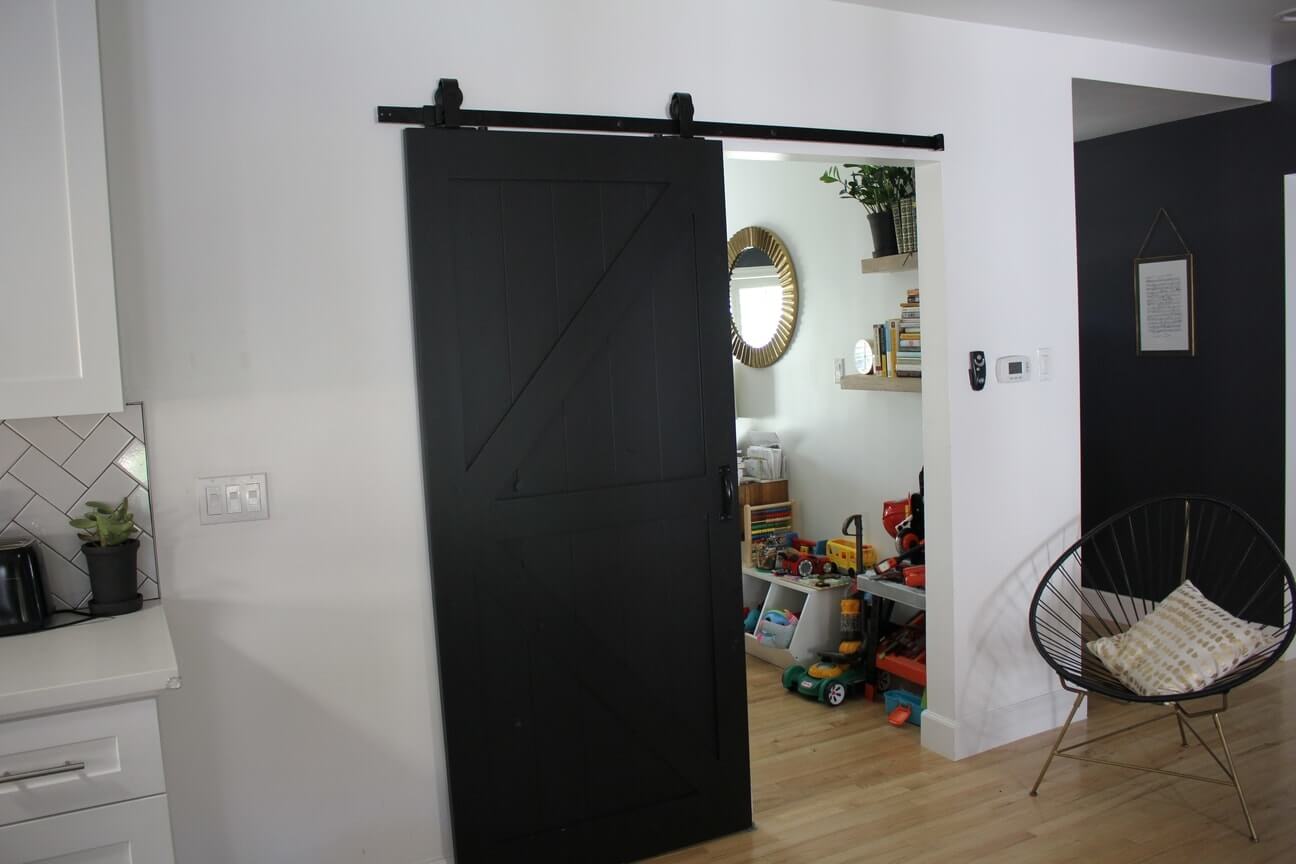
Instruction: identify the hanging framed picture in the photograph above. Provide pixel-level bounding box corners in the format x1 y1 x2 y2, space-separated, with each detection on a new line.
1135 254 1195 355
1133 209 1195 356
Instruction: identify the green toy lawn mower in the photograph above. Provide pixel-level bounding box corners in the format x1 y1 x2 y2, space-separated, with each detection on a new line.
782 593 868 707
782 660 868 706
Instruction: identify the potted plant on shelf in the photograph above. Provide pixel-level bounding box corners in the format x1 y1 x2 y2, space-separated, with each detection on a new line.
70 497 143 615
819 165 916 257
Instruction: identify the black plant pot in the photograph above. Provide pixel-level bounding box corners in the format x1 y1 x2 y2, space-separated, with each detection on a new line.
868 210 898 258
82 538 142 616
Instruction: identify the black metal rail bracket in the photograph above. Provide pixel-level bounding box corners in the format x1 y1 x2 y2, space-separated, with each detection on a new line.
378 78 944 151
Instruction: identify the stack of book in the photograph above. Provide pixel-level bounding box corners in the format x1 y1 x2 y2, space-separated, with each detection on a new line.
896 288 921 378
870 287 921 378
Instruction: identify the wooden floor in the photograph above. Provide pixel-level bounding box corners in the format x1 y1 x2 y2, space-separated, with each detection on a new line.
650 657 1296 864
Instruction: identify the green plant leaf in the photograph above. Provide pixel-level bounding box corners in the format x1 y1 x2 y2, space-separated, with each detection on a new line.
86 501 115 514
69 518 97 530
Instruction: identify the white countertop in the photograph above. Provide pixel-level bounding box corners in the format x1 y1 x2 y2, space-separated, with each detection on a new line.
0 603 179 722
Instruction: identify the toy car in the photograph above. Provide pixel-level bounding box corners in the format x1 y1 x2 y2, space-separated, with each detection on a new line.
775 549 836 577
782 661 868 706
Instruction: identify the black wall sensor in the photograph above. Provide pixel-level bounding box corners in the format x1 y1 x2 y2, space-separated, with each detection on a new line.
969 351 987 391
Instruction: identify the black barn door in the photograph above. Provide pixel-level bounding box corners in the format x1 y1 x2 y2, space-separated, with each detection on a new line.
403 128 750 863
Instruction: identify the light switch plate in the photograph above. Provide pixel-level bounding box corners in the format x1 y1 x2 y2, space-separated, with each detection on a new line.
197 473 269 524
1037 348 1053 382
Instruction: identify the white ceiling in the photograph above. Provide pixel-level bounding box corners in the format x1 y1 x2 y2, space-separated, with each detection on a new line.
839 0 1296 64
1072 79 1261 141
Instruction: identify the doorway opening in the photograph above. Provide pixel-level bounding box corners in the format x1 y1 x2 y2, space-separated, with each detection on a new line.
717 142 951 832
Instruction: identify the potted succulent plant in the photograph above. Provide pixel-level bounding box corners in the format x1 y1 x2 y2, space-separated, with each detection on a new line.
70 497 143 615
819 164 916 257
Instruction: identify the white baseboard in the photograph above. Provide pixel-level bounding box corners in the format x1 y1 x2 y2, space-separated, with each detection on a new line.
920 709 957 759
925 688 1087 761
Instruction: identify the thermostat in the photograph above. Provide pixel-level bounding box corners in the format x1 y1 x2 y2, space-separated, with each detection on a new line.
995 355 1032 383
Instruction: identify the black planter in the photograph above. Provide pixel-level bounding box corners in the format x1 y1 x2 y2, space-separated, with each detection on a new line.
82 538 142 616
867 210 898 258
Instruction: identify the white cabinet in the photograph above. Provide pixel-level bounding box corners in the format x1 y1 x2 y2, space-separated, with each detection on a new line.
0 0 124 421
0 794 175 864
0 700 166 828
0 699 175 863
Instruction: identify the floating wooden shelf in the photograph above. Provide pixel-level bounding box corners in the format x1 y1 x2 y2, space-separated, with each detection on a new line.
860 252 918 274
839 374 921 392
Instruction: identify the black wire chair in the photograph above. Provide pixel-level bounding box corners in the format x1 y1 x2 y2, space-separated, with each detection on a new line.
1027 495 1296 842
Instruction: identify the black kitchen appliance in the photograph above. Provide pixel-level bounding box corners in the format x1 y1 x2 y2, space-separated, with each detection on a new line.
0 538 49 636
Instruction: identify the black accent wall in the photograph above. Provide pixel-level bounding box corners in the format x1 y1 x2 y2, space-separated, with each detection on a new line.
1076 61 1296 544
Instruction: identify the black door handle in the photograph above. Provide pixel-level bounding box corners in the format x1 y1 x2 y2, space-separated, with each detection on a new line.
719 465 736 522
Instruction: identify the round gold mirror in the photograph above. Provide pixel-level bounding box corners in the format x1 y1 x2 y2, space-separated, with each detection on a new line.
728 226 798 367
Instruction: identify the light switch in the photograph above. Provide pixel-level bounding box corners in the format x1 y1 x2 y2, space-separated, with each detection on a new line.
1037 348 1053 382
205 486 224 516
197 473 269 525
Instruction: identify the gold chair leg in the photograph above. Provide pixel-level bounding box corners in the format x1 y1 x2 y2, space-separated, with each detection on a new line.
1213 714 1258 842
1030 692 1085 796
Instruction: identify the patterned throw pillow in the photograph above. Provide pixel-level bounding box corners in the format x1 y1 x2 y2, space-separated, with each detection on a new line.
1086 581 1275 697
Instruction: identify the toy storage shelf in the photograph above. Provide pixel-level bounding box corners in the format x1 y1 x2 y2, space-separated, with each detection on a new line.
839 374 921 393
856 574 926 610
742 567 846 669
860 252 918 274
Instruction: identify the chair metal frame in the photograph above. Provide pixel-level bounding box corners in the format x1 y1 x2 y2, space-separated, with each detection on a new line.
1027 495 1296 843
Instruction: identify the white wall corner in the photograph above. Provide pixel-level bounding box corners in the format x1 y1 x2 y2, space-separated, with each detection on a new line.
947 688 1087 761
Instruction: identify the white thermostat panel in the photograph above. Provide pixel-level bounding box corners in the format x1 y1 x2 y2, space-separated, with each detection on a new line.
995 355 1032 383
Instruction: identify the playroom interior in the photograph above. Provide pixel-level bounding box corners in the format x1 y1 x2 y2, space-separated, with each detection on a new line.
724 149 933 742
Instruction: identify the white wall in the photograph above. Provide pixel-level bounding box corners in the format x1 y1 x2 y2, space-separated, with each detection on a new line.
94 1 1270 861
725 157 923 545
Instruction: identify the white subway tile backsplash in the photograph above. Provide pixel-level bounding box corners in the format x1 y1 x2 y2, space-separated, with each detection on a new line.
41 545 92 608
6 417 83 463
110 404 144 440
10 448 88 512
128 484 152 535
0 425 28 474
115 437 148 487
74 465 139 516
0 474 35 527
0 402 160 612
0 522 34 545
136 532 157 580
64 418 132 485
17 494 88 564
56 413 106 438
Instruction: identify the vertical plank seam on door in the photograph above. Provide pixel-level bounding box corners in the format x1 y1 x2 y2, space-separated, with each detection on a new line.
550 183 571 490
600 183 619 481
497 181 516 399
692 205 725 762
497 181 519 493
650 241 664 484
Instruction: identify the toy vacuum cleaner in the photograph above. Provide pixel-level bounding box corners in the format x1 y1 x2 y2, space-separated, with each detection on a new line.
781 593 868 707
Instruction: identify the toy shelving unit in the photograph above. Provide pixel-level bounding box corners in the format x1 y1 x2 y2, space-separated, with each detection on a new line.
857 573 927 695
742 567 847 669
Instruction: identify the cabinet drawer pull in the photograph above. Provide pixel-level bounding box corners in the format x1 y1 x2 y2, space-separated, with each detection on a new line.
0 761 86 784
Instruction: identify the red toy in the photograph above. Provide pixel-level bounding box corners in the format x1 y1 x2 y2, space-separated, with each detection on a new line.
775 549 837 577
